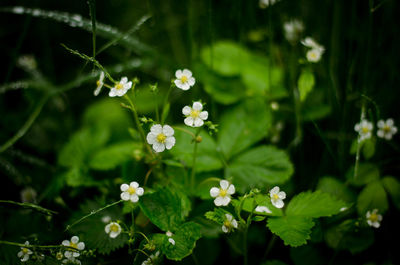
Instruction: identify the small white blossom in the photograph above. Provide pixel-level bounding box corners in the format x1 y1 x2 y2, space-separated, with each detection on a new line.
354 119 374 142
120 181 144 202
377 119 397 140
17 55 37 71
255 205 272 214
94 71 104 96
62 257 82 265
109 76 132 97
166 231 175 245
182 101 208 127
174 69 195 90
366 209 382 228
17 241 33 262
222 214 238 233
283 20 304 43
259 0 280 9
301 37 325 63
105 222 122 238
270 186 286 208
142 251 160 265
101 215 111 223
210 180 235 206
146 124 176 153
61 236 85 258
20 187 37 203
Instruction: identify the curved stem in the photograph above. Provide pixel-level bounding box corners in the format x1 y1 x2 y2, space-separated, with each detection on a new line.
172 126 196 139
143 167 154 186
0 240 76 251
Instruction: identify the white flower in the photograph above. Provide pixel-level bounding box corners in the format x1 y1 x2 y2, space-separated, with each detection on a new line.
20 187 37 203
62 257 82 265
174 69 195 90
306 48 324 63
259 0 280 9
120 181 144 202
146 124 176 153
354 119 374 142
366 209 382 228
105 222 122 238
61 236 85 258
377 119 397 140
17 241 33 262
109 76 132 97
270 186 286 208
222 214 238 233
101 215 111 223
166 231 175 245
283 20 304 43
142 251 160 265
301 37 321 49
255 205 272 214
182 101 208 127
94 71 104 96
210 180 235 206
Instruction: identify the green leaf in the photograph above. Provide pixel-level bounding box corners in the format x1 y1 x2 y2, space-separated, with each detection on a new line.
170 128 222 172
263 261 288 265
381 176 400 209
204 208 232 225
346 163 380 187
357 180 389 214
298 69 315 102
139 188 183 231
316 176 356 203
218 98 272 159
267 216 315 247
89 141 141 170
160 222 202 261
201 41 249 76
228 146 293 193
64 167 98 187
233 194 283 216
286 191 347 218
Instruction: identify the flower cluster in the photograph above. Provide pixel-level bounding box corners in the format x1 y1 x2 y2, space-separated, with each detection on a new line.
94 72 133 97
210 180 235 206
146 124 176 153
182 101 208 127
61 236 85 264
301 37 325 63
17 241 33 262
354 118 397 142
222 214 238 233
283 19 304 44
120 181 144 202
259 0 280 9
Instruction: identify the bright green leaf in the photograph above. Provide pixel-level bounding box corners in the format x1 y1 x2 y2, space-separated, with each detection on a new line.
357 181 388 214
267 216 315 247
298 69 315 101
286 190 347 218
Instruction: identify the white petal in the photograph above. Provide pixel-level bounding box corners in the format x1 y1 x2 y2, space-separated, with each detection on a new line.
165 136 176 149
21 254 29 262
210 187 220 197
121 192 130 201
220 180 229 190
77 242 85 250
377 120 385 128
227 184 235 195
130 181 139 188
120 184 129 192
17 251 23 258
222 225 229 233
125 81 133 90
385 134 392 140
105 224 111 233
188 77 195 86
214 196 223 206
184 117 194 127
73 252 80 257
272 199 284 208
120 77 128 84
150 124 163 134
180 83 190 91
110 231 120 238
354 124 360 132
182 106 191 116
153 142 165 153
199 111 208 120
255 206 272 213
193 118 204 127
71 236 79 244
146 132 157 144
162 125 174 136
62 240 70 246
278 191 286 199
174 79 182 88
136 187 144 196
220 196 231 206
169 238 176 245
130 194 139 202
225 214 233 221
231 219 238 228
182 69 192 77
372 222 380 228
192 102 203 111
64 251 72 258
377 130 384 138
270 186 280 195
387 119 394 126
175 70 183 78
109 89 117 97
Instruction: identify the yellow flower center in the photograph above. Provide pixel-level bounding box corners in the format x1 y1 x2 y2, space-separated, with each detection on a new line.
219 189 228 197
309 52 317 59
190 110 200 118
70 242 78 250
115 83 124 90
96 80 101 87
128 186 136 195
383 125 391 133
157 133 167 143
369 213 378 222
362 127 370 134
22 248 29 254
180 75 188 83
272 194 280 201
223 220 231 228
110 224 119 232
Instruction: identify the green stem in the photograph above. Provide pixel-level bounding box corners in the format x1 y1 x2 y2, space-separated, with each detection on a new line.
354 104 366 180
243 200 256 265
0 200 57 215
65 200 123 231
172 126 196 138
190 140 198 192
0 240 76 251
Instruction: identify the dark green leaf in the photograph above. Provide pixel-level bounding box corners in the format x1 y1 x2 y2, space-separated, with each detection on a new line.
357 181 389 214
381 176 400 209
